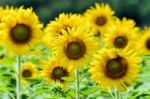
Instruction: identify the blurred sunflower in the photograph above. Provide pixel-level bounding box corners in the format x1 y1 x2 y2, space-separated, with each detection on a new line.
41 58 74 86
0 7 43 54
84 3 115 37
137 27 150 55
52 26 97 68
104 18 139 49
21 62 38 83
89 47 141 91
43 13 82 48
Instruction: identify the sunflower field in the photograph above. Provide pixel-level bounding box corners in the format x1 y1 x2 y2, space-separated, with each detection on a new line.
0 0 150 99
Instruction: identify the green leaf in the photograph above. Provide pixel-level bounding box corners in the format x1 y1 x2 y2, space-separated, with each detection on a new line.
0 84 7 92
62 77 75 82
35 87 50 95
80 87 99 96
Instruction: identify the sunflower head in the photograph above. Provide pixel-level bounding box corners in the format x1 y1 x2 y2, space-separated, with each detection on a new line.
0 7 43 54
53 25 98 68
84 3 114 32
89 47 141 91
21 62 38 83
104 18 139 49
41 58 74 86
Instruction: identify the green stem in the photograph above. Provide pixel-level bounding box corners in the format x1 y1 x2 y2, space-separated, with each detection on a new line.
7 92 15 99
108 88 115 99
114 86 117 99
114 86 122 99
16 55 21 99
76 68 80 99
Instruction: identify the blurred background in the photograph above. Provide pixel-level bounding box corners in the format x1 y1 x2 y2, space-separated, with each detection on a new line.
0 0 150 27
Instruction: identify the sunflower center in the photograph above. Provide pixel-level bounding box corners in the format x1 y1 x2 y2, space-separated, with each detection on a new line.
114 36 128 48
105 57 127 78
94 31 101 37
52 67 68 82
11 24 31 44
95 16 107 26
64 39 86 60
146 38 150 50
22 70 32 78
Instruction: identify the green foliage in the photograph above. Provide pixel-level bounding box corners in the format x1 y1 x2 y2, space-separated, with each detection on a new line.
0 50 150 98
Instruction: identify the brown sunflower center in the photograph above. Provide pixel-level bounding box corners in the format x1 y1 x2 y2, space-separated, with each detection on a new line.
52 67 68 82
105 56 128 78
94 31 101 38
22 70 32 77
146 38 150 50
95 16 107 26
114 36 128 48
10 24 31 44
64 39 86 60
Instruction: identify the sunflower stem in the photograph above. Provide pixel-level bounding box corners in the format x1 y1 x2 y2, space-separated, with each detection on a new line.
108 88 115 99
16 55 21 99
114 85 121 99
114 86 117 99
76 68 80 99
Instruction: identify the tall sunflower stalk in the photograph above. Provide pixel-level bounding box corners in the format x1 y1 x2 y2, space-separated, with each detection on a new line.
16 55 21 99
76 68 80 99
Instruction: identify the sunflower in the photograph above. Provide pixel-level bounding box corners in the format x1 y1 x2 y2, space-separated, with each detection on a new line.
104 18 140 49
0 7 43 54
137 27 150 55
84 3 115 36
41 58 74 86
52 25 98 68
21 62 38 83
43 13 82 48
89 47 141 91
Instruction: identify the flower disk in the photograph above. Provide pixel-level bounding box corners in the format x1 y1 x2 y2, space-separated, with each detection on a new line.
64 38 86 60
10 24 31 44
